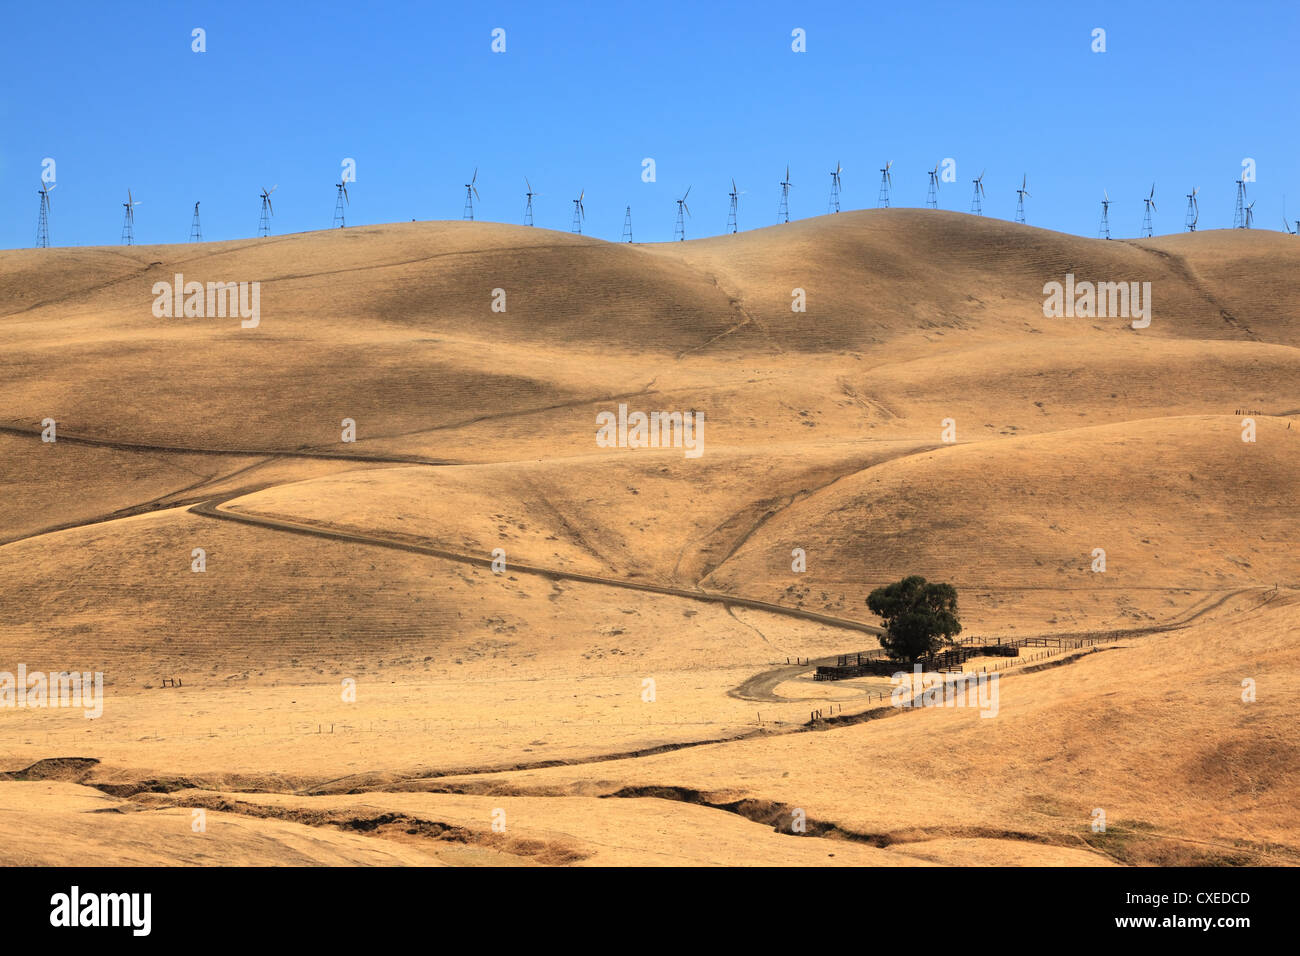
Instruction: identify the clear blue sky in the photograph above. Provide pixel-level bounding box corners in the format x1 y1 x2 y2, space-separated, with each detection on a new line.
3 0 1297 248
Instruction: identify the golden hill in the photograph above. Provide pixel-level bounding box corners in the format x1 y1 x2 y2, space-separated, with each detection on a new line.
1 210 1295 866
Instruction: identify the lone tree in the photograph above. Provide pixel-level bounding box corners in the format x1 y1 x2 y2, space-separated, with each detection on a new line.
866 576 962 663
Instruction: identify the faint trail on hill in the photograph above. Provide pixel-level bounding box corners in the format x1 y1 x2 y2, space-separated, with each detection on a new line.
0 454 382 549
836 377 902 420
1157 586 1270 626
1 237 572 320
377 380 660 439
725 606 777 649
0 424 459 465
1129 241 1256 339
0 235 306 319
656 258 785 359
694 441 948 587
254 241 592 286
188 493 888 636
521 477 623 572
0 479 268 548
674 316 758 359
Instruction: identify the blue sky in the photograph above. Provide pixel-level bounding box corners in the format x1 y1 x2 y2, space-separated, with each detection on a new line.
3 0 1297 248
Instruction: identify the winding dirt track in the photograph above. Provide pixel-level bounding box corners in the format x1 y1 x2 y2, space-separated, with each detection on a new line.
189 492 1271 708
189 492 888 636
6 423 1273 712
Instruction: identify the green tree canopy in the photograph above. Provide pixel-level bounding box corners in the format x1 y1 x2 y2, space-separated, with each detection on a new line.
866 576 962 663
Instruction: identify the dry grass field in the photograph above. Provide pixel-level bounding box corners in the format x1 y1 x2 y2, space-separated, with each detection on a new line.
1 210 1296 866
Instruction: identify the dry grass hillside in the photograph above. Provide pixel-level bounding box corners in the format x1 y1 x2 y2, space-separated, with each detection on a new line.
1 210 1295 866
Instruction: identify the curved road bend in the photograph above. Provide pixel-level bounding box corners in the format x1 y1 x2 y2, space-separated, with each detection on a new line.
189 492 888 637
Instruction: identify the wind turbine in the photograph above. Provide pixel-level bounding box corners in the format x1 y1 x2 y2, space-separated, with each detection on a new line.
1234 178 1247 228
970 170 986 215
463 168 480 220
571 188 585 234
333 179 349 228
1098 190 1111 240
1184 187 1199 232
121 189 141 245
258 185 276 237
877 160 893 208
1245 200 1255 229
190 201 202 242
727 178 744 233
674 185 692 241
926 163 940 209
828 161 843 214
778 165 793 223
36 182 54 248
1284 197 1299 235
1141 183 1156 237
1014 174 1030 224
524 178 539 226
